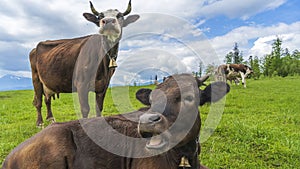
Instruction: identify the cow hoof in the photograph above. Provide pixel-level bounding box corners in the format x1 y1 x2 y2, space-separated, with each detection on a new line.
46 117 56 123
36 123 44 129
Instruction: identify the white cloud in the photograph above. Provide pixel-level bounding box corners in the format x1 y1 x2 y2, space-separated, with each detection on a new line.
113 16 220 85
112 49 188 86
116 13 220 82
0 0 287 41
199 0 286 20
210 22 300 59
250 33 300 58
250 36 275 57
0 0 293 82
0 69 31 78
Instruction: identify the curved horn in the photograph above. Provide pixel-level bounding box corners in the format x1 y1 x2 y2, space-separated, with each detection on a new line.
197 74 210 87
89 1 99 16
122 0 132 16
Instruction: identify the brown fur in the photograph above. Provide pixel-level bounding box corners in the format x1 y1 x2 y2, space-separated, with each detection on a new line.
30 35 117 126
2 114 184 169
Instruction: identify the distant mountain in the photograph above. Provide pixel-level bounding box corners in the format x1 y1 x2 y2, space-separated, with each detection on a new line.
0 75 33 91
0 73 165 91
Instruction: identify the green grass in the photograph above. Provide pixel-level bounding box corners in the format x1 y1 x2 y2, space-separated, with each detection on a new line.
0 77 300 168
200 77 300 168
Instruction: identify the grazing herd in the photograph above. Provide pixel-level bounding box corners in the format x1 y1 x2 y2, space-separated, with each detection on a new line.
2 0 255 168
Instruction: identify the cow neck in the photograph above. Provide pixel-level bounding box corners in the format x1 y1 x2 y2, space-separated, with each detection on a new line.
103 35 120 54
107 42 119 62
102 36 120 69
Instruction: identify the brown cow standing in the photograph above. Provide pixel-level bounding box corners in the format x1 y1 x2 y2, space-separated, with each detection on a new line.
2 74 230 169
30 1 140 127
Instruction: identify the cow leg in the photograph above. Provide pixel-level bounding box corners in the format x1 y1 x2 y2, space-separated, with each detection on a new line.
32 76 44 127
95 71 113 117
78 88 90 118
95 91 107 117
239 71 246 88
45 96 55 123
33 94 43 127
234 78 239 85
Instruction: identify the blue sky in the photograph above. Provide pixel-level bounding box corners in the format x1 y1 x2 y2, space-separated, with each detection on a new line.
201 0 299 38
0 0 299 85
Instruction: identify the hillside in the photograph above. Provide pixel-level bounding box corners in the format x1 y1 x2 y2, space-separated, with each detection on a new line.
0 77 299 168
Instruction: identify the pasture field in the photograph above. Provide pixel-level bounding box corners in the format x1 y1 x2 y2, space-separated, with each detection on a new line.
0 77 299 168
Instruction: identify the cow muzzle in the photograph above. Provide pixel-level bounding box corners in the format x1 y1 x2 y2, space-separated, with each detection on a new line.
138 113 170 150
99 18 121 37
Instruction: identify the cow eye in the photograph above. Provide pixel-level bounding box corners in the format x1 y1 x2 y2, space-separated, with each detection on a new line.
116 13 123 18
98 13 105 19
184 95 194 102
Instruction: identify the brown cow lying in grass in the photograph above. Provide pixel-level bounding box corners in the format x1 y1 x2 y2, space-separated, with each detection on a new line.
2 74 230 169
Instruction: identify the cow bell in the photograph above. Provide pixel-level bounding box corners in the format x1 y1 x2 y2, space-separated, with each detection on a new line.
109 58 117 68
179 156 191 168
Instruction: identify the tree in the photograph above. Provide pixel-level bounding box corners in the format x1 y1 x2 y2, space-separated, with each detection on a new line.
289 50 300 75
192 61 205 77
270 37 283 76
292 50 300 60
224 43 244 64
192 71 198 77
249 56 261 79
198 61 204 77
205 64 216 75
261 37 283 77
279 48 291 77
225 52 233 64
261 37 300 77
261 54 272 77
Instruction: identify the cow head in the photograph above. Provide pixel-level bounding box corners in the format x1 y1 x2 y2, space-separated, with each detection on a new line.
136 74 230 152
245 65 254 77
83 0 139 42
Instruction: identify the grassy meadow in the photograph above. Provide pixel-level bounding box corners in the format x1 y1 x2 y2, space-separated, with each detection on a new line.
0 77 299 168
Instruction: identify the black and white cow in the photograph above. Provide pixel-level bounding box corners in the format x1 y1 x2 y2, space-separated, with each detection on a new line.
216 64 253 88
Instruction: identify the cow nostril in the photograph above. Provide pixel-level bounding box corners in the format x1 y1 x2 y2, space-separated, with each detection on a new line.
102 18 116 25
149 115 161 123
141 132 153 138
139 113 162 124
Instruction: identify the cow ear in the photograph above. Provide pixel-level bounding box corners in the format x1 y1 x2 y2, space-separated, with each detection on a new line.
199 82 230 106
83 13 100 26
136 88 152 106
123 14 140 27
